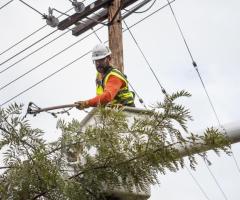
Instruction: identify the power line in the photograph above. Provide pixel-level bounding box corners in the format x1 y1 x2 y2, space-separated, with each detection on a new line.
165 0 220 126
125 3 234 198
165 0 240 173
203 159 229 200
123 20 167 96
166 0 195 65
0 0 14 11
0 22 102 75
124 0 157 14
0 29 58 67
91 28 102 43
185 166 211 200
0 30 70 74
1 50 91 107
0 26 104 92
0 7 73 56
19 0 45 17
0 25 47 56
127 0 176 29
128 81 147 109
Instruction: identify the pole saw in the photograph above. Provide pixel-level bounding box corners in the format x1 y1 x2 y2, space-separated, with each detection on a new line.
26 102 77 117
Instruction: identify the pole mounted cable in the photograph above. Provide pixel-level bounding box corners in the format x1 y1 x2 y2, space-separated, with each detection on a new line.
165 0 240 172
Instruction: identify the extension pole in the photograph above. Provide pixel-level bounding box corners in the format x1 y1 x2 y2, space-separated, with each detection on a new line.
27 103 76 115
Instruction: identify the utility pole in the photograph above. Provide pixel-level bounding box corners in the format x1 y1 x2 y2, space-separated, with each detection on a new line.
108 0 124 72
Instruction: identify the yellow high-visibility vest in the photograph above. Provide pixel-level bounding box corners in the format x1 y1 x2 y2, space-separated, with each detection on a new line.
96 67 135 106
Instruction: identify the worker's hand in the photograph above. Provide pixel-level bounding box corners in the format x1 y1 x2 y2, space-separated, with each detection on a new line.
74 101 90 110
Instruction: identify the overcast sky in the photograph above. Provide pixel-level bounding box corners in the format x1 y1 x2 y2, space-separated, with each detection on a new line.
1 0 240 199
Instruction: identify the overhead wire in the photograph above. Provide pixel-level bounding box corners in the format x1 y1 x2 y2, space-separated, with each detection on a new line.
0 30 71 74
125 2 221 198
165 0 237 198
123 20 167 97
0 0 14 11
0 0 90 67
0 26 104 92
127 0 175 28
0 1 175 106
52 8 71 17
0 50 91 107
124 0 157 14
0 29 58 67
19 0 45 17
0 25 47 56
165 0 240 173
204 159 228 200
124 12 213 199
128 81 147 108
91 28 102 43
1 0 61 66
0 7 73 56
0 17 103 74
185 166 211 200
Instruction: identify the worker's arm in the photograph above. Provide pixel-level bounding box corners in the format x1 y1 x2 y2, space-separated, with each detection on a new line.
87 75 125 107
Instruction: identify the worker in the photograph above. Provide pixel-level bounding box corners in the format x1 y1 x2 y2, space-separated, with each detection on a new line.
74 43 135 110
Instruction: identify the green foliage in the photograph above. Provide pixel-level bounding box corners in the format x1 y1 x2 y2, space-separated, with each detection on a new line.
0 91 231 199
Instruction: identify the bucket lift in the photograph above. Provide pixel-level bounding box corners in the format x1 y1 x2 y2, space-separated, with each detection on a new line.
65 107 152 200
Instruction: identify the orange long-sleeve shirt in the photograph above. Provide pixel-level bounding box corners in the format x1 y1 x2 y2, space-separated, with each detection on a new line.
87 75 126 107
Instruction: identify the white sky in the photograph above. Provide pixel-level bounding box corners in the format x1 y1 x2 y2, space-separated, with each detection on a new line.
1 0 240 199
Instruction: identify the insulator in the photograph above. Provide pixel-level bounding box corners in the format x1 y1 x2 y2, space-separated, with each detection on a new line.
72 0 85 13
46 15 59 28
45 7 59 28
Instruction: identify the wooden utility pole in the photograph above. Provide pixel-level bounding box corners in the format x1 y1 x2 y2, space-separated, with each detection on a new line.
108 0 124 72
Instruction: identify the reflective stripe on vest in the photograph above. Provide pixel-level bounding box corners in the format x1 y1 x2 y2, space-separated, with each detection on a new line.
96 67 134 106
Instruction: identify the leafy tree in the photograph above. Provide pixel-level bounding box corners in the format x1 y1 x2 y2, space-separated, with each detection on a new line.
0 91 230 199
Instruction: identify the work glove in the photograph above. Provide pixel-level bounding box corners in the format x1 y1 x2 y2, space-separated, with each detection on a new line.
74 101 90 110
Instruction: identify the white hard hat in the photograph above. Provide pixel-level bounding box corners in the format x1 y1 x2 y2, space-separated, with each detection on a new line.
92 43 111 61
